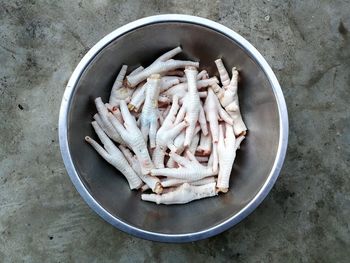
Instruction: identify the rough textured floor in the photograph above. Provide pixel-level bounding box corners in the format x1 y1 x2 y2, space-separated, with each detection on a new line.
0 0 349 262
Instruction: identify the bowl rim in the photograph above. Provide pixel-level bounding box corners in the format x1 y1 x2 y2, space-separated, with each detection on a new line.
59 14 289 243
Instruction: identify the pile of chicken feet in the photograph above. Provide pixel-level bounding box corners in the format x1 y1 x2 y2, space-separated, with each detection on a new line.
85 46 247 205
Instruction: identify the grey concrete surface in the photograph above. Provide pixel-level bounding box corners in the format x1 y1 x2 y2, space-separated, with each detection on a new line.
0 0 349 262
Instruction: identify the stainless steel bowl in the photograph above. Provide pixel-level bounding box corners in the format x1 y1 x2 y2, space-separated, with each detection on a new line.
59 14 288 242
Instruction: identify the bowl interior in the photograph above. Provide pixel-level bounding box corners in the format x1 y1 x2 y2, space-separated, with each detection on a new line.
68 22 280 234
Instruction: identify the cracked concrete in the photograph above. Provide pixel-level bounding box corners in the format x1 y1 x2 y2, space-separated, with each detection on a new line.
0 0 349 262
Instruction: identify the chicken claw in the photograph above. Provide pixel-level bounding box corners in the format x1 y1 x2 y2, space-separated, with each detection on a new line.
141 182 217 205
126 47 199 87
85 121 142 190
174 66 208 147
217 123 245 192
151 151 216 181
108 100 154 175
140 74 162 148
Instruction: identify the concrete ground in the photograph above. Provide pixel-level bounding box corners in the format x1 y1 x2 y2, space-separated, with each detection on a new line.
0 0 349 262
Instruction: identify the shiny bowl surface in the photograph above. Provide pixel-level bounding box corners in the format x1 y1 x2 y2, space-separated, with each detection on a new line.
59 14 288 242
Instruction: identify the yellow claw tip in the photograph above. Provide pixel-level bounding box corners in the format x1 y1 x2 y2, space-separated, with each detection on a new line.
237 130 247 137
149 74 161 80
123 79 133 88
216 187 229 193
154 183 163 194
185 65 197 71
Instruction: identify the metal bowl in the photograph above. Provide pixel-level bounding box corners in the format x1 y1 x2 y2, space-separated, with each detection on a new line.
59 14 288 242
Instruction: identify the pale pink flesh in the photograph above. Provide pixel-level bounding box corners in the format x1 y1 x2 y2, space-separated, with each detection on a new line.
151 151 216 181
173 66 208 147
204 88 233 143
141 182 217 205
196 131 212 156
140 74 161 148
85 54 248 204
108 101 154 175
85 122 142 190
216 123 245 191
160 176 216 188
94 98 124 144
213 62 247 136
119 145 162 193
214 59 230 86
126 47 199 87
162 77 218 99
109 65 128 106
